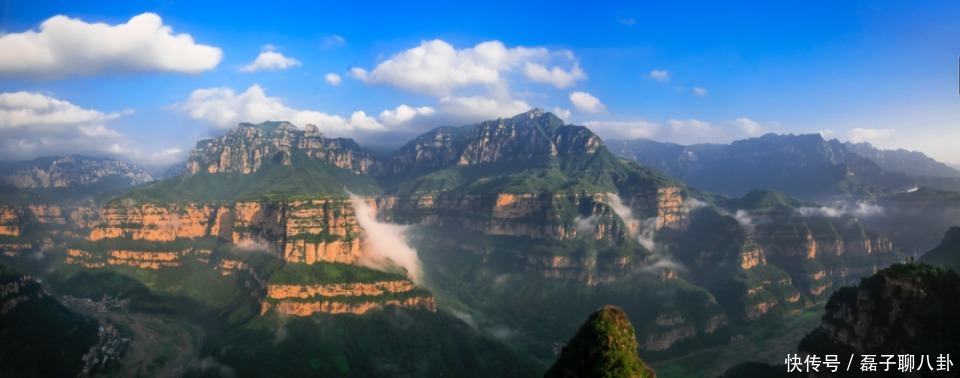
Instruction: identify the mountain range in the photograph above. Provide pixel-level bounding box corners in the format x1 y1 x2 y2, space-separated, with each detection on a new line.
0 109 955 377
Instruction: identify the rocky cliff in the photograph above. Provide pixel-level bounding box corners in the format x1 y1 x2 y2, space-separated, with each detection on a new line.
186 121 379 175
0 262 98 377
798 263 960 361
0 155 151 189
611 133 916 199
845 141 960 178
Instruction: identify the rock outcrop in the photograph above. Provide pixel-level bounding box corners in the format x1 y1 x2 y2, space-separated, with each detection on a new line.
186 121 378 175
0 155 151 189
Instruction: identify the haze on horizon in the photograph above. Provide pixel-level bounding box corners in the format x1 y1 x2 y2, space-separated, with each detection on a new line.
1 1 958 166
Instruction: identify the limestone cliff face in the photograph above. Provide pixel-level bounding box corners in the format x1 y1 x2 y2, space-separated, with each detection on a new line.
387 109 605 174
0 273 39 315
67 247 211 269
1 155 151 189
0 206 19 236
799 263 960 358
298 124 380 174
263 296 436 316
186 121 378 175
266 280 416 299
283 200 362 264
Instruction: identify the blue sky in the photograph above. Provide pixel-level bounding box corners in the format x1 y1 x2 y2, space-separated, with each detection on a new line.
1 1 959 166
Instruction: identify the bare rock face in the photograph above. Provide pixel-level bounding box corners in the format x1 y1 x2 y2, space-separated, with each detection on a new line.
186 121 379 175
1 155 151 189
799 263 960 358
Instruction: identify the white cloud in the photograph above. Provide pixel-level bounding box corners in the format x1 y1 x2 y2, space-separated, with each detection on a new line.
0 91 125 127
241 50 302 72
325 73 342 85
438 95 532 120
569 91 605 113
619 18 637 26
0 13 221 79
669 118 716 136
150 147 185 165
730 117 764 136
797 202 884 218
551 107 571 122
320 34 346 49
523 62 586 88
649 70 669 82
819 129 836 138
379 105 435 126
847 128 894 143
350 39 583 96
734 210 755 232
693 87 708 96
583 120 658 140
177 84 386 135
0 91 134 159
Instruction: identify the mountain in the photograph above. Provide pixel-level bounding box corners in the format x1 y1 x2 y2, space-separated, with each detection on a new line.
0 155 152 190
798 263 960 360
722 261 960 377
865 187 960 254
845 141 960 178
920 226 960 272
611 134 915 199
546 306 656 378
0 110 910 376
0 262 98 377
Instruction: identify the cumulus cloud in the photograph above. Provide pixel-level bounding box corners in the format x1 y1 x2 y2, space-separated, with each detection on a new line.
847 128 894 143
177 84 387 135
583 120 658 140
819 129 836 138
350 195 424 284
0 91 135 159
320 34 346 49
241 48 302 72
669 118 718 138
150 147 185 165
693 86 708 96
325 73 342 85
551 107 571 122
379 105 435 126
0 13 221 79
730 117 764 136
523 62 586 88
569 91 605 113
649 70 669 82
438 95 532 121
349 39 585 96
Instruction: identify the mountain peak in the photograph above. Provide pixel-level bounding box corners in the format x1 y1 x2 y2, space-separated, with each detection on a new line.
546 306 656 378
514 108 545 119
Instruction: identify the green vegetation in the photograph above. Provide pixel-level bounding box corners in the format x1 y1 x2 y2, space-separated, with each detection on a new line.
268 262 410 285
546 306 655 378
120 150 380 203
198 308 542 377
0 262 98 378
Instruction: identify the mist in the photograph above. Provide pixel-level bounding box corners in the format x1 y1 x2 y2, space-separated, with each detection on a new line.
234 237 273 252
607 193 659 251
349 194 425 285
797 202 884 219
734 210 755 232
